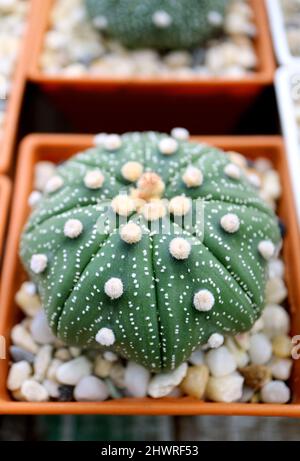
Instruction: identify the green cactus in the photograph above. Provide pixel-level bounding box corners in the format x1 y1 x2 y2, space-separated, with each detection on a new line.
85 0 228 50
20 132 281 373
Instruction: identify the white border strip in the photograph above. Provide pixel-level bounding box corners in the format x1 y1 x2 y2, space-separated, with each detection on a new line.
275 67 300 223
266 0 300 66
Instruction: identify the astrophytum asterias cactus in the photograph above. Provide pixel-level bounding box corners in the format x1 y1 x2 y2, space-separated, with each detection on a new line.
85 0 228 50
20 131 281 373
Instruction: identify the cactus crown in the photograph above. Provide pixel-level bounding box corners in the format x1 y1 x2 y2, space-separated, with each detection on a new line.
85 0 228 50
21 132 281 373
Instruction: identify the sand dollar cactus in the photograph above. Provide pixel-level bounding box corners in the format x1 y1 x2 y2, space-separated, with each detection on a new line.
20 132 281 373
85 0 228 50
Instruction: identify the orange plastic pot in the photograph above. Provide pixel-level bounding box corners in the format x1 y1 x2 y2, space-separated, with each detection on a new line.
0 0 35 174
0 134 299 416
27 0 275 134
0 176 11 262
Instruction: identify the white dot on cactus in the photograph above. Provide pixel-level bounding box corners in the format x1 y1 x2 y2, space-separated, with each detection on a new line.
92 15 108 30
208 333 224 349
169 196 191 216
152 10 172 28
224 163 241 180
171 127 190 141
169 238 191 260
111 195 136 217
64 219 83 239
30 254 48 274
121 161 143 182
182 166 203 188
93 133 107 146
28 190 42 208
104 134 122 151
120 222 142 244
95 327 116 346
84 170 105 189
258 240 275 260
104 277 124 300
220 213 240 234
207 11 223 26
142 201 166 221
158 137 178 155
45 176 64 194
193 289 215 312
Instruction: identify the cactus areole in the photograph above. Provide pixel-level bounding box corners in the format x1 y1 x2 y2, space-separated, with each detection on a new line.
85 0 228 50
20 132 281 372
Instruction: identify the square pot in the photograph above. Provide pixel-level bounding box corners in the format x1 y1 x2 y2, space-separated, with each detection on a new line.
26 0 275 134
0 134 299 416
0 0 35 174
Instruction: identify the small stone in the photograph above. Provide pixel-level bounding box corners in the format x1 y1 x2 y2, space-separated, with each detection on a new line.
84 169 105 189
261 381 290 404
250 317 264 334
28 190 42 207
43 379 59 399
96 327 116 346
121 161 143 182
10 346 35 364
208 333 224 349
171 127 189 141
94 133 107 146
56 356 92 385
94 355 112 378
206 373 244 403
158 137 178 155
169 238 191 260
120 222 142 244
225 337 249 368
54 348 72 361
168 196 191 216
180 365 209 399
69 347 81 358
268 259 285 279
11 324 39 354
111 194 136 216
220 213 240 233
104 278 123 300
124 362 150 398
258 240 275 260
109 363 126 388
30 310 56 344
7 361 32 391
239 365 271 390
249 333 272 365
182 166 203 188
193 289 215 312
272 335 292 359
58 385 74 402
21 380 49 402
30 254 48 274
74 376 109 401
103 351 118 362
270 358 293 381
262 305 290 338
206 346 237 377
188 348 205 366
33 345 53 382
224 163 241 180
15 284 41 317
104 134 122 151
47 359 63 380
34 162 56 191
45 175 64 194
265 278 288 304
148 363 187 398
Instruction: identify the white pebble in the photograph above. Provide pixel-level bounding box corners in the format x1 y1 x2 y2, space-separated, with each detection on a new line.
104 278 123 299
206 346 237 377
103 351 118 362
104 134 122 151
45 175 64 194
47 359 63 381
220 213 240 233
33 345 53 382
43 379 59 399
188 348 205 366
93 132 107 146
249 333 272 365
30 310 56 344
171 127 189 141
262 305 290 338
11 324 39 354
64 219 83 239
56 356 92 385
120 222 142 244
194 289 215 312
148 363 187 398
268 259 285 279
208 333 224 349
265 278 288 304
206 373 244 403
84 170 104 189
124 362 151 398
28 191 42 208
158 137 178 155
96 327 116 346
258 240 275 260
270 358 293 381
30 254 48 274
74 376 109 401
21 380 49 402
7 361 32 391
261 381 290 404
169 238 191 260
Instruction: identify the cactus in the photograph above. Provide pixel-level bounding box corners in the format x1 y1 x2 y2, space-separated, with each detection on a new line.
85 0 228 50
20 132 281 373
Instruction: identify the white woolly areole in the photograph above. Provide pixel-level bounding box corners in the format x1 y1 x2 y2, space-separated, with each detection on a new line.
220 213 240 234
152 10 172 28
28 191 42 207
30 254 48 274
182 166 203 188
120 222 142 244
208 333 224 349
45 176 64 194
171 127 190 141
84 169 105 189
137 172 165 199
104 277 124 299
158 137 178 155
64 219 83 239
121 161 143 182
95 327 116 346
142 201 166 221
229 151 247 168
224 163 241 180
104 134 122 151
169 238 191 260
193 289 215 312
169 196 191 216
111 195 136 217
92 15 108 30
258 240 275 260
93 132 107 146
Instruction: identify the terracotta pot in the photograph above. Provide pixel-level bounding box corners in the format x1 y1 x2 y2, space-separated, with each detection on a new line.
0 134 299 416
26 0 275 134
0 176 11 262
0 1 35 174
